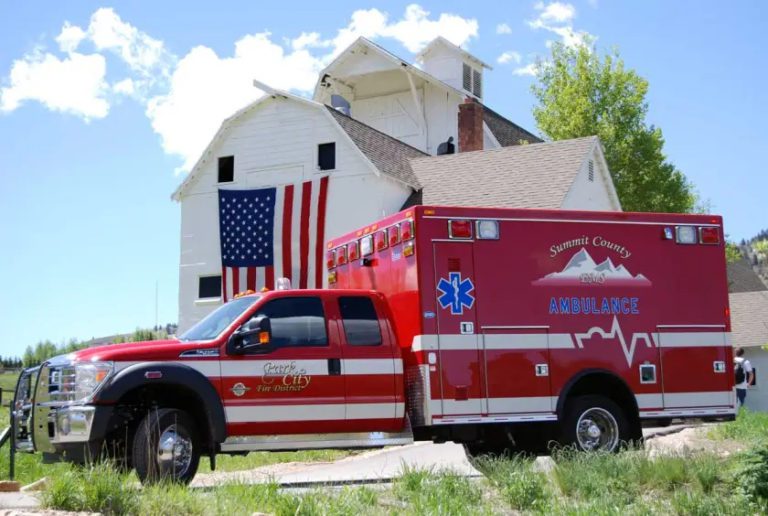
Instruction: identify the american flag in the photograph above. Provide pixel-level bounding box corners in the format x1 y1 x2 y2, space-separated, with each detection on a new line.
218 176 329 301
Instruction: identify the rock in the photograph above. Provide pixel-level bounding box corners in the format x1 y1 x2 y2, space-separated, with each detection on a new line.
533 456 556 474
20 477 48 492
0 481 20 492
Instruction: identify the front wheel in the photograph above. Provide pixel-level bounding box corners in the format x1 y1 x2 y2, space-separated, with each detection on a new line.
560 395 629 452
132 408 201 484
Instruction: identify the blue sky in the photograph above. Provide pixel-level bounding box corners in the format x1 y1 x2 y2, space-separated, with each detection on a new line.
0 1 765 357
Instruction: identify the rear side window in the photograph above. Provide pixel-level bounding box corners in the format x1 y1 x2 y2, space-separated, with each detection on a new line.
339 296 382 346
254 297 327 348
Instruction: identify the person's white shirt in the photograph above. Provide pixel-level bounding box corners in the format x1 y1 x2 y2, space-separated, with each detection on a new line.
735 356 753 389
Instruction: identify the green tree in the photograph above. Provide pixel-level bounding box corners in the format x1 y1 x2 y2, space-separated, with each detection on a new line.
531 42 696 213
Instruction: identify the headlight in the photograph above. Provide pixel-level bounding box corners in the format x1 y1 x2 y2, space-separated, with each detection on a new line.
49 361 113 405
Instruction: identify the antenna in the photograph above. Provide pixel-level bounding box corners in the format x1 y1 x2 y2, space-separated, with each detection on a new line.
154 280 159 331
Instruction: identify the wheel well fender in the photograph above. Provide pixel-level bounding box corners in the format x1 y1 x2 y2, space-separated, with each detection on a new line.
556 369 641 437
94 362 227 445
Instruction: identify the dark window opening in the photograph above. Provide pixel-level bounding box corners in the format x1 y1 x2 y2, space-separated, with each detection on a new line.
339 296 382 346
218 156 234 183
588 160 595 182
252 297 327 348
462 63 472 91
318 143 336 171
472 69 482 98
199 275 222 299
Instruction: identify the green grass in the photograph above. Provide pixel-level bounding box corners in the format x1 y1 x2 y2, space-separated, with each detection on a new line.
709 408 768 443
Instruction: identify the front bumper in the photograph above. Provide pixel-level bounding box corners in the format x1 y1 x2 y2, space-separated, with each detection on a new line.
13 365 111 461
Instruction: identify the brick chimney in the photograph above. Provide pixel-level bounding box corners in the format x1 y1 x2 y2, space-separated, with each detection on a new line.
458 97 483 152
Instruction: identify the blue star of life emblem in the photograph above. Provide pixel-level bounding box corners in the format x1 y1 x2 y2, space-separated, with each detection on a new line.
437 272 476 315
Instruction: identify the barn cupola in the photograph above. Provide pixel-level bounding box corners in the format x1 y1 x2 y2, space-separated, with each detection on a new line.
415 36 492 100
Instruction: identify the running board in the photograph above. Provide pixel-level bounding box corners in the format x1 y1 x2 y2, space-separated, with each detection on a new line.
220 428 414 453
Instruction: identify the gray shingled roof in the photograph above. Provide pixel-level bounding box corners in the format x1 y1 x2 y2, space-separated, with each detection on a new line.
730 291 768 348
408 136 597 208
482 104 542 146
728 257 768 293
326 106 426 188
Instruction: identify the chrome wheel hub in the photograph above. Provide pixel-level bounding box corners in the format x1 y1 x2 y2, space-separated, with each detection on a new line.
576 407 619 451
156 425 193 478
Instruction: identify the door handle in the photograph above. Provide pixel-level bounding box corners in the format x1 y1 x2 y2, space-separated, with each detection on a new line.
328 358 341 376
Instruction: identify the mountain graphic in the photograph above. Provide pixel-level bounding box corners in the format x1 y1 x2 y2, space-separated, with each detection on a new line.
533 248 651 286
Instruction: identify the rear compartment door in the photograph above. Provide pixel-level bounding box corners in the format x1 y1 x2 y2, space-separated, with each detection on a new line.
657 325 732 410
433 242 483 416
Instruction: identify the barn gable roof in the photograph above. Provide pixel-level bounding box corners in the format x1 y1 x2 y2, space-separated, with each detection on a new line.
325 106 426 188
407 136 612 209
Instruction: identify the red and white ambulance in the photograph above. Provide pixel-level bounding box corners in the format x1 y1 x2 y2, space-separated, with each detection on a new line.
13 205 734 483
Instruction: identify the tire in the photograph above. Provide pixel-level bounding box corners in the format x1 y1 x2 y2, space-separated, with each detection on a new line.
560 395 630 452
132 408 201 484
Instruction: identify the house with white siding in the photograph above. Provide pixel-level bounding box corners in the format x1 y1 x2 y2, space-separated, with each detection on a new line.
173 36 621 332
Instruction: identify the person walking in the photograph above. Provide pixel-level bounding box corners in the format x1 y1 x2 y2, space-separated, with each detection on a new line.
734 347 754 407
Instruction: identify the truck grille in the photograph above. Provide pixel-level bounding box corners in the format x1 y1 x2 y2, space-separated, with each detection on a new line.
47 366 77 404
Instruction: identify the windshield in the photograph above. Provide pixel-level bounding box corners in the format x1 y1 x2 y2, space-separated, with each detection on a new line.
179 296 260 341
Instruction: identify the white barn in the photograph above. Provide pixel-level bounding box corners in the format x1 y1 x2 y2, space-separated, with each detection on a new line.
173 36 621 332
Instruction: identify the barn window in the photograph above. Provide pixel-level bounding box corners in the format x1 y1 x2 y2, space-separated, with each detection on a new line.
588 160 595 182
218 156 234 183
318 143 336 171
472 69 482 98
462 63 472 91
198 275 222 299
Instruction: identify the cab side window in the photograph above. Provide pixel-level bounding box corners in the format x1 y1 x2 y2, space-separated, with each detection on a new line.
339 296 382 346
254 297 327 348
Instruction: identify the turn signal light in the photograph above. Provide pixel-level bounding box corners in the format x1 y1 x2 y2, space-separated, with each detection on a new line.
449 220 472 239
403 241 415 257
328 270 337 284
699 227 720 245
259 331 270 345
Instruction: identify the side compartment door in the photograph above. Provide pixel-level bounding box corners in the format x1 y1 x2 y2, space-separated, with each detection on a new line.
433 242 483 417
336 295 403 432
658 326 732 409
483 327 553 416
219 296 347 436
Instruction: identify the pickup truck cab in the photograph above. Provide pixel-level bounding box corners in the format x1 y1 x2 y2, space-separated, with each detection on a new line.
13 288 411 483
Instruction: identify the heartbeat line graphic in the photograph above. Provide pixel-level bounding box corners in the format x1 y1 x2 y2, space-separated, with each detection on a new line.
574 316 655 367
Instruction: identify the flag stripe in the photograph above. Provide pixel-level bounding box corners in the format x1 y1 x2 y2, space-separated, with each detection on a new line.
307 178 320 288
315 176 329 289
282 184 294 284
222 266 228 302
265 265 275 290
247 267 256 291
231 268 240 298
299 181 312 289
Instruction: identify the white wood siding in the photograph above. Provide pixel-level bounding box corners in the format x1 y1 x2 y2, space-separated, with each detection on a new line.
561 148 618 211
178 98 410 331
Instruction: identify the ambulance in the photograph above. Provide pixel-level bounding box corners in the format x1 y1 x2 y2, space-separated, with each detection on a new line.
12 205 734 483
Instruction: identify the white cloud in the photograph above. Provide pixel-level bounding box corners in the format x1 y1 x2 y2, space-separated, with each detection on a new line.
497 51 521 64
291 32 330 51
112 78 135 96
56 22 87 53
326 5 478 56
528 2 592 48
496 23 512 35
86 8 173 78
0 50 108 119
513 63 538 76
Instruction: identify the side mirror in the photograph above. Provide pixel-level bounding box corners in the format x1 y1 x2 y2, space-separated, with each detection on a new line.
228 315 272 354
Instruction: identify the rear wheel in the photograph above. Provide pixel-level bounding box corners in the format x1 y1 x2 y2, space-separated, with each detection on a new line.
560 395 629 452
132 408 201 484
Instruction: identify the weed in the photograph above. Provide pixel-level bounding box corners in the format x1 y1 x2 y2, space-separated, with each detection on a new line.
475 455 549 511
709 408 768 443
394 466 485 515
735 441 768 505
41 462 137 515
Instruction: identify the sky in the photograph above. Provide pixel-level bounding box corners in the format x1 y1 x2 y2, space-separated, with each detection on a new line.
0 1 766 357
